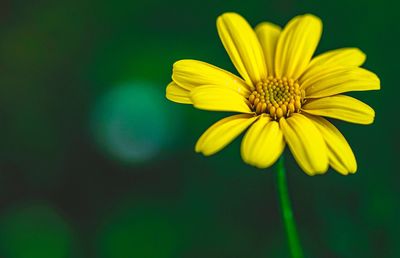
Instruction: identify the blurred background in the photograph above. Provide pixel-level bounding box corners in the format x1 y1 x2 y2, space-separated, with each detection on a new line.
0 0 397 257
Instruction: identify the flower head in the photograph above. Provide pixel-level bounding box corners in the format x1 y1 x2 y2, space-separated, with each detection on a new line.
166 13 380 175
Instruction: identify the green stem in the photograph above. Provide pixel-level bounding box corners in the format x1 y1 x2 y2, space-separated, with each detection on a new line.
276 156 304 258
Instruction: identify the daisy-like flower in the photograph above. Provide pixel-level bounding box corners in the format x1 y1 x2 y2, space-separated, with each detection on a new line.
166 13 380 175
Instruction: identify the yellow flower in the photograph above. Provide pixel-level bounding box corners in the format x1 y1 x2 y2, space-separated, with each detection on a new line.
166 13 380 175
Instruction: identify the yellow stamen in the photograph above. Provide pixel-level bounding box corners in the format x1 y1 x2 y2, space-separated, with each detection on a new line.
247 77 304 119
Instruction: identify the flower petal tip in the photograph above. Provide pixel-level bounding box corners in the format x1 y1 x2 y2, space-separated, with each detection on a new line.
356 48 367 63
255 22 281 32
218 12 241 19
304 166 329 176
335 167 357 176
301 13 322 23
166 82 192 104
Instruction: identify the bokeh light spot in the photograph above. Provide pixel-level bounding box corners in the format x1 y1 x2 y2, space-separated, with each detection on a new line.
97 204 180 258
0 203 73 258
90 81 182 165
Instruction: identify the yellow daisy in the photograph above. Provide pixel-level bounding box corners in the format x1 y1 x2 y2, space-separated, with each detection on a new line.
166 13 380 176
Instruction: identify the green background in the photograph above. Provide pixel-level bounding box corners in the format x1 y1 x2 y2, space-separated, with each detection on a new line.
0 0 397 257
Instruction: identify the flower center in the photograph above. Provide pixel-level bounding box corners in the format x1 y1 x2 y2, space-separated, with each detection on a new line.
247 76 304 119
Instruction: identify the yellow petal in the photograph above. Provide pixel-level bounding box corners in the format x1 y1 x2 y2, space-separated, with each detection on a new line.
196 114 258 156
302 95 375 125
241 115 285 168
190 85 253 113
304 48 366 77
217 12 267 86
275 14 322 80
280 114 328 175
172 59 250 96
306 115 357 175
302 67 380 98
166 82 191 104
255 22 281 76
